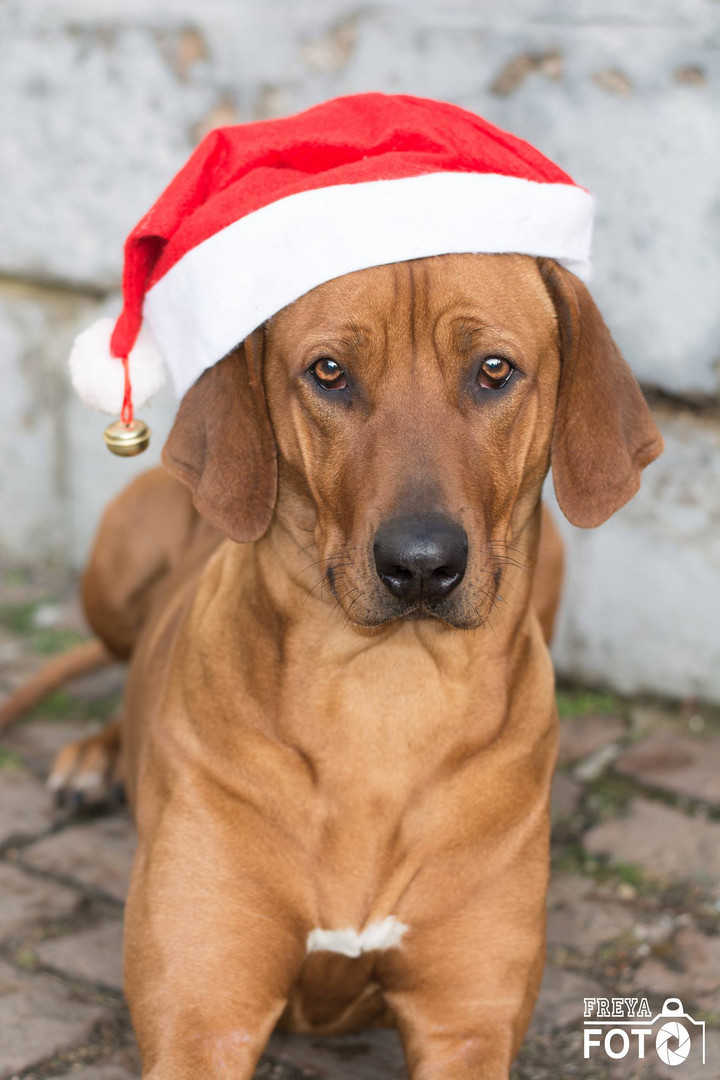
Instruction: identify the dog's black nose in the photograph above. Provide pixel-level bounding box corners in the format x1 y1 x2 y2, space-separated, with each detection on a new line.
374 515 468 603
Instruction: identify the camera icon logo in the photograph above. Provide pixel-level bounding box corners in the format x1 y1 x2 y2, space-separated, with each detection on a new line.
583 996 706 1068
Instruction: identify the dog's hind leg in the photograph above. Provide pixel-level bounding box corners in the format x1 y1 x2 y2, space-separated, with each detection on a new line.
43 469 219 812
81 466 210 659
47 719 124 809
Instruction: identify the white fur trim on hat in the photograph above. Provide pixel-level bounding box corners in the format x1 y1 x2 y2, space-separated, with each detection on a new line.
68 317 166 415
143 172 594 399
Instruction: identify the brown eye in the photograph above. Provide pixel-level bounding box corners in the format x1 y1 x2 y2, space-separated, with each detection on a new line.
477 356 514 390
311 356 347 390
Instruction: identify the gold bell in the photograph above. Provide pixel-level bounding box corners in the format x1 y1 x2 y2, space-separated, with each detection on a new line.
103 418 151 457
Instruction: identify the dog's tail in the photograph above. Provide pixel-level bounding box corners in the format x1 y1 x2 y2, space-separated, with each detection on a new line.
0 639 113 733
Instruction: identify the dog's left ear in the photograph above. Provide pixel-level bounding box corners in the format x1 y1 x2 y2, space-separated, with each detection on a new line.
539 258 663 529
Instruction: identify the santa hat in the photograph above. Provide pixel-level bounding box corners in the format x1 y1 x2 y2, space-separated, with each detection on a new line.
70 92 594 421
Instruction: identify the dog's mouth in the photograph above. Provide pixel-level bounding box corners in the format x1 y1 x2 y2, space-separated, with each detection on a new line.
325 564 498 632
386 598 463 624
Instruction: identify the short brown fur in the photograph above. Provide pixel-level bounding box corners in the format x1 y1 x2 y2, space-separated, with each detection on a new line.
56 254 661 1079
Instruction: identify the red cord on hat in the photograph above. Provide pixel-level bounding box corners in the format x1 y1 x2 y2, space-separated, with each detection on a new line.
120 356 134 425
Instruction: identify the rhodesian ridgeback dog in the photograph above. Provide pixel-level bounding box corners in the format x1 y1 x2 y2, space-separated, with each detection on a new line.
42 253 661 1079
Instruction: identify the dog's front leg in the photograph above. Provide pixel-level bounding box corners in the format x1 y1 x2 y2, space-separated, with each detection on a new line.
123 814 307 1080
383 852 548 1080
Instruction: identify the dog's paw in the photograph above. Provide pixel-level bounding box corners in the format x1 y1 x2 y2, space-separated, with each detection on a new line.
47 721 124 811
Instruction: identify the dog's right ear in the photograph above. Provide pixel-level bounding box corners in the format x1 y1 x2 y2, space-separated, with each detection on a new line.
162 330 277 543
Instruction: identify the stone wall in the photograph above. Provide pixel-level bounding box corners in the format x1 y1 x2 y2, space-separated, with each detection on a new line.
1 0 718 701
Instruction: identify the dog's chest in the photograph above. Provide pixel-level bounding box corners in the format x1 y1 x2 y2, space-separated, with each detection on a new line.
278 625 493 794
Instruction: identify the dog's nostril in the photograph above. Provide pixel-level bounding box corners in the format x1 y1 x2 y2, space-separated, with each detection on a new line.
374 515 468 605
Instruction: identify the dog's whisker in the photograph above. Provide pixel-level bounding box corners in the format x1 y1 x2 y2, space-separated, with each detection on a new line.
484 542 539 570
488 556 532 579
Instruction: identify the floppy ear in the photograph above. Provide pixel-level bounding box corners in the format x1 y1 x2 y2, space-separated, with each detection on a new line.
162 330 277 543
538 258 663 528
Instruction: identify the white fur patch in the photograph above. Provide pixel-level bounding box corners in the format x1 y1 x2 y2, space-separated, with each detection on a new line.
69 316 167 414
306 916 408 958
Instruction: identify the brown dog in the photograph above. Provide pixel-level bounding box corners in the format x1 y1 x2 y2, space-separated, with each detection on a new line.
48 253 661 1079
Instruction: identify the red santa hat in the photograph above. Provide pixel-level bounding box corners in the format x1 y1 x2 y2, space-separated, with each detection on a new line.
70 92 594 419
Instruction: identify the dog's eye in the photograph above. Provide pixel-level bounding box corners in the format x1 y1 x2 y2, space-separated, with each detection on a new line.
477 356 514 390
310 357 348 390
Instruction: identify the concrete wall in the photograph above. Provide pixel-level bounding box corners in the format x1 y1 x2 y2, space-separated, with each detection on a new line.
1 1 718 700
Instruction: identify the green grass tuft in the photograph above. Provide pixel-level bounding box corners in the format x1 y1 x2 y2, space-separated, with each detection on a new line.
2 567 32 588
556 688 620 719
27 689 123 725
613 861 647 888
32 627 87 655
0 746 24 771
0 599 88 655
0 600 40 635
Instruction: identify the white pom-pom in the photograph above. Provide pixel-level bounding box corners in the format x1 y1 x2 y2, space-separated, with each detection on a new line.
69 317 167 415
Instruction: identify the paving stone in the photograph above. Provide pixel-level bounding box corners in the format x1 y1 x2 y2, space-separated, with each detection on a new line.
546 874 636 956
36 919 124 991
0 862 79 941
628 705 678 736
97 1044 141 1078
551 772 583 824
3 718 102 775
572 743 621 783
558 715 627 766
0 957 108 1076
529 965 604 1033
21 813 135 901
256 1057 322 1080
584 797 720 890
615 730 720 804
631 911 676 947
635 925 720 1013
266 1028 406 1079
0 767 54 845
46 1060 137 1080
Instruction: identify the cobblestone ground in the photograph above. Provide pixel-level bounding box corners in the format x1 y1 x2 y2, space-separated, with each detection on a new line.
1 564 719 1079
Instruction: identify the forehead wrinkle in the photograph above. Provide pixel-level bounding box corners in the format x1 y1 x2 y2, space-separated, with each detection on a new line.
432 305 473 352
350 313 391 379
452 319 517 359
354 262 406 380
453 317 486 354
441 310 535 360
378 307 390 374
383 261 414 346
407 262 418 373
329 321 372 352
408 259 440 379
